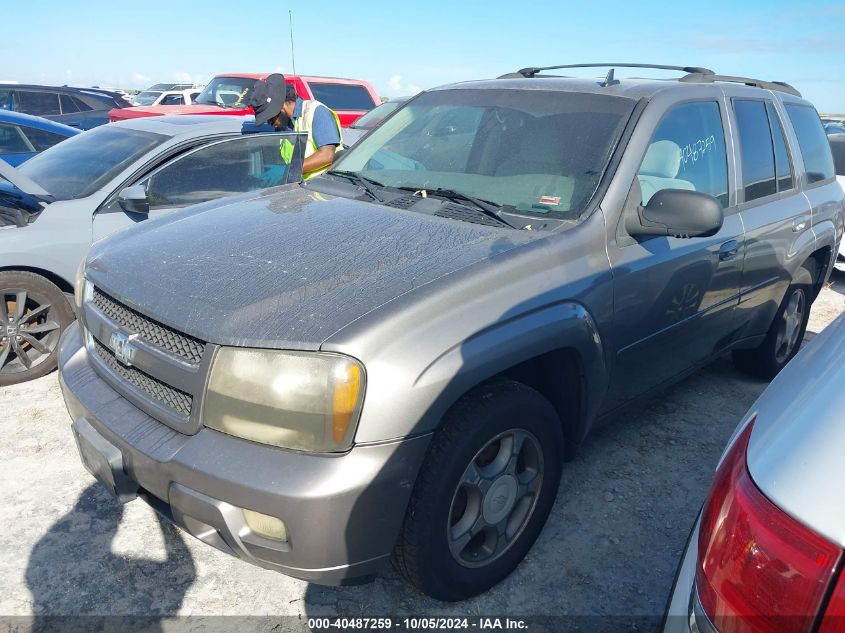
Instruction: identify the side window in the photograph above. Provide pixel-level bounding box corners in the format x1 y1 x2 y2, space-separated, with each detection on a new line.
0 89 13 110
734 100 777 201
16 91 61 116
0 123 33 153
637 101 728 207
22 126 69 151
59 94 80 114
144 134 306 210
160 94 184 106
71 96 93 112
786 104 835 184
767 102 794 191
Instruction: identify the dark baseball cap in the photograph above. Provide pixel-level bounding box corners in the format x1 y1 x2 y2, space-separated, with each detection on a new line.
249 73 287 126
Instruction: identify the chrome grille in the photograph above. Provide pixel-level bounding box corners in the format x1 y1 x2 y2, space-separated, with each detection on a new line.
92 288 205 363
93 338 193 417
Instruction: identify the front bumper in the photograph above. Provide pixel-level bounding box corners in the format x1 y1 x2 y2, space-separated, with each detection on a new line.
58 321 432 585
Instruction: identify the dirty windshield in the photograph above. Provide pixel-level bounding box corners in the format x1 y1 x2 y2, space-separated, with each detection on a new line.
335 88 635 217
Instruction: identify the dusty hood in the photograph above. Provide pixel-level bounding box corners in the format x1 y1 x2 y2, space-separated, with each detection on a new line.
86 185 531 349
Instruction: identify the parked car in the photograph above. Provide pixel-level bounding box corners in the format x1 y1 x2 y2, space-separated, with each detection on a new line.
825 122 845 135
109 73 380 127
130 88 202 107
663 310 845 633
343 96 412 145
0 84 132 129
831 134 845 273
60 64 844 601
0 116 305 385
0 111 78 166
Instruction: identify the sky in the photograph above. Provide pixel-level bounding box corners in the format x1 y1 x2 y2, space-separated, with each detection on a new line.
3 0 844 112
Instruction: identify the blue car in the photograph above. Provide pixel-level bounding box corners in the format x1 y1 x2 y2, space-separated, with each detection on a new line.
0 111 79 166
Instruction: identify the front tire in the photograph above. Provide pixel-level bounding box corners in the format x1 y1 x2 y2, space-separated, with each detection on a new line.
732 264 814 380
393 379 564 601
0 272 74 386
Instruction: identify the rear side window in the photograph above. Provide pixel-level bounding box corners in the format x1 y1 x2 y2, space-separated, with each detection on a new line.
308 83 376 111
22 126 69 151
830 138 845 176
637 101 729 207
0 123 32 153
71 95 93 111
16 91 61 116
59 94 80 114
786 104 835 184
767 102 794 191
734 100 777 201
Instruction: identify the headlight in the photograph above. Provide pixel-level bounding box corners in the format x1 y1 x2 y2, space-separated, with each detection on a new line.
204 348 365 452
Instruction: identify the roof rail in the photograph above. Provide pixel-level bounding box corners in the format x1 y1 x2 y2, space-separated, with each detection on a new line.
680 73 802 97
499 63 715 79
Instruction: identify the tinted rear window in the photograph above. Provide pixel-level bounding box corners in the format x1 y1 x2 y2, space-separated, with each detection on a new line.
308 83 376 111
18 126 167 200
16 91 61 116
786 104 835 184
22 126 72 151
830 137 845 176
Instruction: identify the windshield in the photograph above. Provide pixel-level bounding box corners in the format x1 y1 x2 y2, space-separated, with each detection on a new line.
194 77 256 107
336 89 635 217
351 100 404 129
18 126 167 200
131 91 161 106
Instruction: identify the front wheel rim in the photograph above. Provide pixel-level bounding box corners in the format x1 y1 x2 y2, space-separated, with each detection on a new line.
0 288 62 376
447 429 544 568
774 288 805 364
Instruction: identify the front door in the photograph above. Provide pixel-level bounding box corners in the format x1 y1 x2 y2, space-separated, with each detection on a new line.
603 99 743 412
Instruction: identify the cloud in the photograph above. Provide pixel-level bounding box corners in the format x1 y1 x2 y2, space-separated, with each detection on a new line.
131 72 151 84
385 74 422 97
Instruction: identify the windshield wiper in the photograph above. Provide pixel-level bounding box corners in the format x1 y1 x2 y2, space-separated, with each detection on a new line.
325 170 385 203
398 187 518 229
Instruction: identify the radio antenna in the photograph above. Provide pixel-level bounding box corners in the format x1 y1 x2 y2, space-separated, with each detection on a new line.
289 10 297 76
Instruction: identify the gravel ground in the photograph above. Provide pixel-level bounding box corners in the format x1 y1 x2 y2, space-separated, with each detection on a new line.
1 277 844 632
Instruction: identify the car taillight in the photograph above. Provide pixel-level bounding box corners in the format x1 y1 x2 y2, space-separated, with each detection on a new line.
695 417 842 633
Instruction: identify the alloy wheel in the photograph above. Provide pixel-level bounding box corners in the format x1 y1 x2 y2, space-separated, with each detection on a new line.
0 288 62 376
447 429 544 568
774 288 805 364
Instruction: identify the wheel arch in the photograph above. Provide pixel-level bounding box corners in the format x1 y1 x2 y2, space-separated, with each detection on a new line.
414 301 609 457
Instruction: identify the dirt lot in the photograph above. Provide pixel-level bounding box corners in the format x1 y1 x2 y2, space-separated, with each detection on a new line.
1 278 844 632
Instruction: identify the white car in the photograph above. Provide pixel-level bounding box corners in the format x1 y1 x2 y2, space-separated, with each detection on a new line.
664 310 845 633
832 134 845 272
130 88 201 107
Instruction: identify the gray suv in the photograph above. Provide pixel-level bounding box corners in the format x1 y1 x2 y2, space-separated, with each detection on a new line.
58 64 845 601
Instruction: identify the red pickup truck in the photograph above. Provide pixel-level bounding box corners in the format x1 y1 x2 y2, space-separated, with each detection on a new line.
110 73 380 127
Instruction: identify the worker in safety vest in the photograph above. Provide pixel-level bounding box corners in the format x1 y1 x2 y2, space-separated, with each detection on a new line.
249 73 343 179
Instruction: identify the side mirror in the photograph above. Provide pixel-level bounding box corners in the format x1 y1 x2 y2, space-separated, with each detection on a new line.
117 184 149 214
627 188 723 239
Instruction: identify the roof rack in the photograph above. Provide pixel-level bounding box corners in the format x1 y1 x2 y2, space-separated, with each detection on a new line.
680 72 801 97
499 63 715 79
498 63 802 97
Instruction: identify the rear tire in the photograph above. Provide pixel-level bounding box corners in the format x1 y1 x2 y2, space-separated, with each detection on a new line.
392 379 564 601
0 272 74 386
732 264 814 380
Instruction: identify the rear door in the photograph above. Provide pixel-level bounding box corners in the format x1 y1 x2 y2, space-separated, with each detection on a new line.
730 94 814 339
92 133 307 241
603 97 743 411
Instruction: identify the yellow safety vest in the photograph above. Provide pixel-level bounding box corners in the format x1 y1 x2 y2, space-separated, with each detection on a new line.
294 99 343 179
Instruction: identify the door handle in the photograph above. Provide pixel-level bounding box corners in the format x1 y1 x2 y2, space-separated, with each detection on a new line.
718 240 739 261
792 217 809 232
